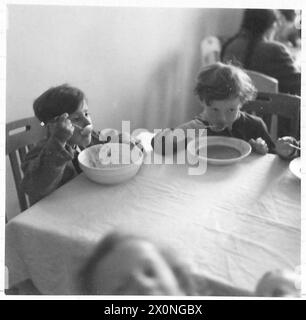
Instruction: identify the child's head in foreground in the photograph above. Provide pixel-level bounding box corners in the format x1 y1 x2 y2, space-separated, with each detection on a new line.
194 62 256 131
33 84 92 147
79 231 195 295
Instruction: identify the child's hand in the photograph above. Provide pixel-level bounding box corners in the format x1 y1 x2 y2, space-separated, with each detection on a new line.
249 138 269 155
50 113 75 146
255 269 300 297
275 136 298 160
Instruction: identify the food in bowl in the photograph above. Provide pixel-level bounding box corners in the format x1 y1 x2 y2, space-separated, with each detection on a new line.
197 145 242 160
188 136 251 166
87 143 140 168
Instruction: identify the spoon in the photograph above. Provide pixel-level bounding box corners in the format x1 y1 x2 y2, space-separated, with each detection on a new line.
288 143 301 151
47 116 99 139
72 123 92 135
205 124 227 132
71 122 95 137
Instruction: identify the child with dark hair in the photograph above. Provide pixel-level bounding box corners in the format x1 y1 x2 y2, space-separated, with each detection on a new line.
221 9 300 95
152 62 274 155
21 84 100 204
22 84 144 204
78 231 196 295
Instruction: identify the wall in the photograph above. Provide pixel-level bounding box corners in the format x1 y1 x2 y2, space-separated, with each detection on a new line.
6 5 242 220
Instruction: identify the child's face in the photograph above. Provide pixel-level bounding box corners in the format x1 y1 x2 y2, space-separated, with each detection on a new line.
92 239 185 295
202 97 241 131
68 100 92 147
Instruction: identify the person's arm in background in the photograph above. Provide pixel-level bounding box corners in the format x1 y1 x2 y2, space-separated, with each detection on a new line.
269 43 301 95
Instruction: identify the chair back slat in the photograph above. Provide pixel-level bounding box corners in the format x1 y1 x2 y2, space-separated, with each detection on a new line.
6 117 46 155
6 117 47 214
18 147 28 163
243 92 300 141
8 152 29 212
245 70 279 93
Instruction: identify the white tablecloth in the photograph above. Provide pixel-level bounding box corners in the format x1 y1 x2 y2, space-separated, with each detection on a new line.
6 146 301 295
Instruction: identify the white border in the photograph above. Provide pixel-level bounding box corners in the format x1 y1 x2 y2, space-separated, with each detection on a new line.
0 0 305 300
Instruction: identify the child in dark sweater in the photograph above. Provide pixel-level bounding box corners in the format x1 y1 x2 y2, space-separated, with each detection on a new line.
152 62 299 159
21 84 100 204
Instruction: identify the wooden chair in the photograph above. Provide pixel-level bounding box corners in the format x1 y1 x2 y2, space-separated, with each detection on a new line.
245 70 279 94
6 117 47 213
242 92 300 142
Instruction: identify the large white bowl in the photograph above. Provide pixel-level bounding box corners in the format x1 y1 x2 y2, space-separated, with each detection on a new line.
78 143 144 184
289 157 301 179
187 136 252 166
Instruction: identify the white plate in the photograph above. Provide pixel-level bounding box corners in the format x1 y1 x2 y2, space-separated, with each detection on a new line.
289 157 301 179
187 136 252 166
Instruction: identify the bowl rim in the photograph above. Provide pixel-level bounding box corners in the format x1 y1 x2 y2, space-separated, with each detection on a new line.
78 143 144 171
187 136 252 164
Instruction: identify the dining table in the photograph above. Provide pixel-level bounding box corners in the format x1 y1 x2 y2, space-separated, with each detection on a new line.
5 133 301 295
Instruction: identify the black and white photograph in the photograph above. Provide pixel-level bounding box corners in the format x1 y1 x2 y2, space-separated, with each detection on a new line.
2 0 303 298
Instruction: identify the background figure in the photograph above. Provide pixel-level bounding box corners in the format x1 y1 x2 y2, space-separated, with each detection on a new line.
78 232 196 295
275 10 300 48
221 9 300 96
